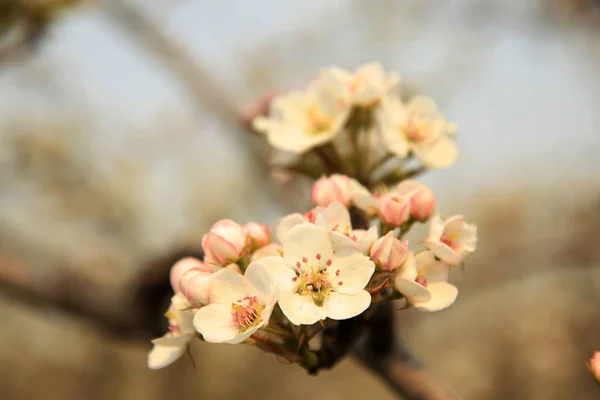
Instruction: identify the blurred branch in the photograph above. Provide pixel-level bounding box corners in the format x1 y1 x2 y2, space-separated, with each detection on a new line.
0 249 201 340
354 303 456 400
96 0 271 170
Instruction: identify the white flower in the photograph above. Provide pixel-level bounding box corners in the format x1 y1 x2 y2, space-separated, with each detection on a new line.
147 295 196 369
252 73 350 154
327 62 400 106
425 215 477 265
193 263 277 344
378 95 457 168
394 252 457 312
275 201 377 255
257 223 375 325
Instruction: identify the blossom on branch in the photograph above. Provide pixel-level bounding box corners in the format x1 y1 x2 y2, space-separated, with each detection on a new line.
252 73 350 154
193 263 277 344
370 232 409 271
328 62 400 106
147 295 196 369
378 95 457 169
394 251 458 312
258 223 375 325
425 215 478 265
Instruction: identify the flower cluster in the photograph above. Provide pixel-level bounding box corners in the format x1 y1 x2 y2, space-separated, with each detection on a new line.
148 62 477 372
253 62 457 170
148 177 476 369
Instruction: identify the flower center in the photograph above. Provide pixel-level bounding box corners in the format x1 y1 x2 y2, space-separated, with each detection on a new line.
231 296 264 333
415 274 428 288
307 106 333 135
295 269 333 307
440 231 461 250
400 114 434 143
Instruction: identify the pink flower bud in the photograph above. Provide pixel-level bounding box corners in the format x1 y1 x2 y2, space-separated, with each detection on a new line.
378 193 411 226
588 352 600 383
170 257 204 294
370 232 409 271
245 222 271 249
202 219 247 266
311 174 352 207
180 267 212 307
396 180 436 221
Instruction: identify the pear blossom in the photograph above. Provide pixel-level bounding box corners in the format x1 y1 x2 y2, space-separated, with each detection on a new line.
327 62 400 106
147 295 196 369
245 222 271 249
276 202 377 255
251 243 282 261
193 263 277 344
257 223 375 325
311 174 353 207
370 232 409 271
395 180 436 221
202 219 247 266
425 215 477 265
588 352 600 382
252 73 350 154
394 251 457 312
378 95 457 169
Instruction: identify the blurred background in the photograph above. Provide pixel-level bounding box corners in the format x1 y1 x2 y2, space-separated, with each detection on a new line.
1 0 599 399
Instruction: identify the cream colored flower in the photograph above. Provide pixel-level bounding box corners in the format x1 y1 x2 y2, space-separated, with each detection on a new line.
394 252 458 312
425 215 477 265
193 264 277 344
258 223 375 325
328 62 400 106
252 73 350 154
147 295 196 369
378 95 457 168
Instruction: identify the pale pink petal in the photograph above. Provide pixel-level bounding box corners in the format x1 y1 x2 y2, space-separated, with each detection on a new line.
324 291 371 320
226 328 260 345
245 261 276 299
424 240 462 265
251 256 296 290
282 224 333 271
428 215 445 240
151 334 191 348
355 226 378 255
202 232 239 265
147 340 187 369
327 230 359 252
394 278 431 303
279 290 327 325
413 282 458 312
193 304 238 343
170 257 204 294
396 253 418 281
274 213 306 243
413 136 458 169
250 243 282 261
408 96 439 117
208 270 250 306
184 272 211 307
211 219 246 248
327 247 375 294
443 215 465 234
322 201 352 232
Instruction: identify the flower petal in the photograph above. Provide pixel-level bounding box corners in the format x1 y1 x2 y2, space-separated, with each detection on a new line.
356 226 378 255
327 230 359 252
245 261 276 298
327 247 374 294
424 240 461 265
324 291 371 320
322 201 352 232
278 290 327 325
413 282 458 312
394 278 431 303
147 340 187 369
274 213 306 243
251 256 296 289
193 304 238 343
282 224 333 270
413 136 458 169
208 269 250 306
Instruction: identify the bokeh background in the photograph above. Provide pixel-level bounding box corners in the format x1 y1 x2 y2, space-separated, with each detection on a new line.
1 0 599 399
